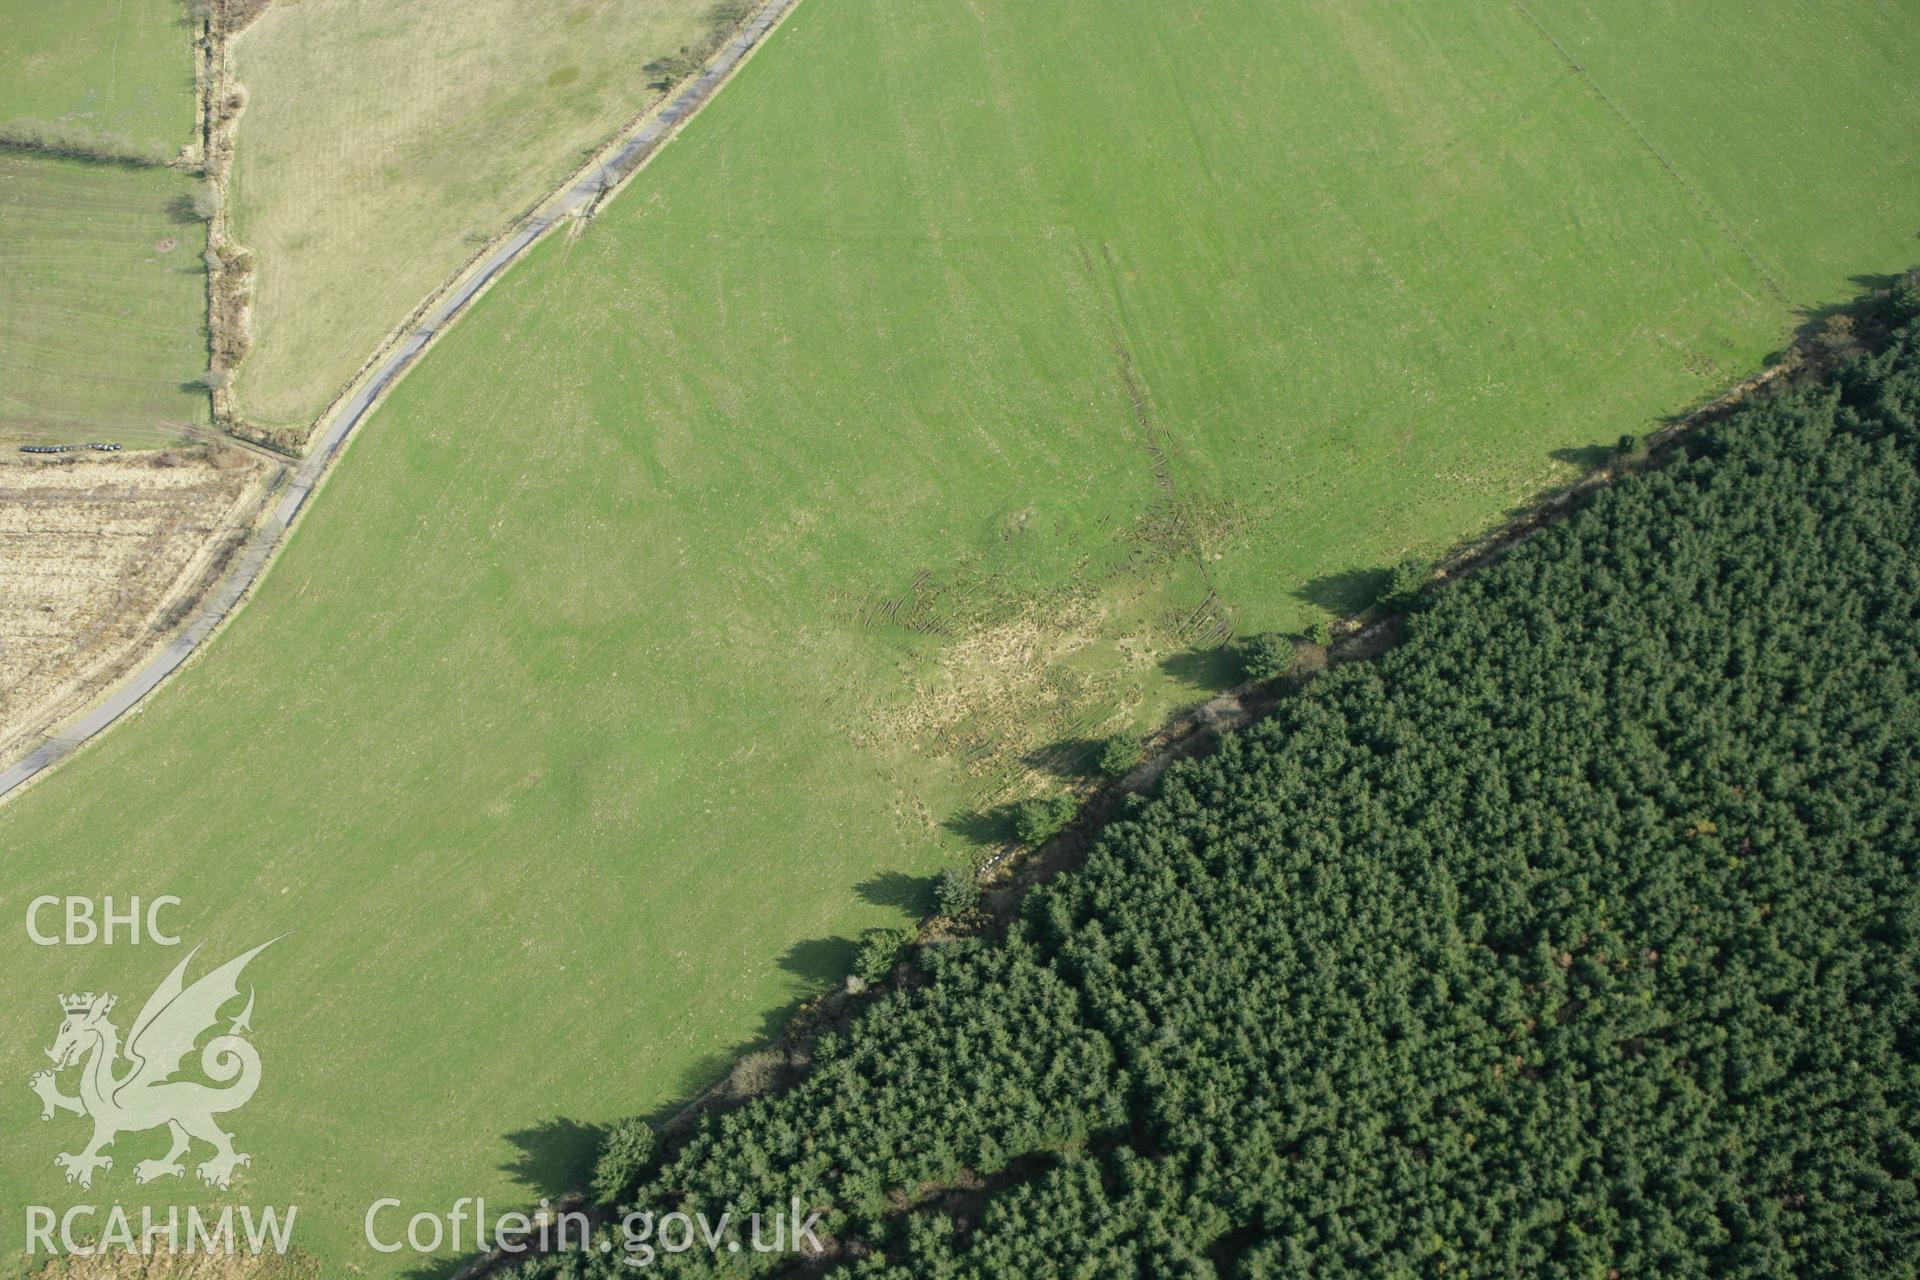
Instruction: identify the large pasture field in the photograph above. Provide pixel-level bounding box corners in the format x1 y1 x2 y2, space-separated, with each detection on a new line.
0 0 194 162
0 154 208 448
2 0 1917 1271
225 0 746 433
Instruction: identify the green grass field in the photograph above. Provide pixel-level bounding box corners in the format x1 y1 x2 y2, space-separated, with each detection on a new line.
225 0 740 434
0 153 207 448
0 0 194 163
2 0 1916 1272
1524 0 1920 304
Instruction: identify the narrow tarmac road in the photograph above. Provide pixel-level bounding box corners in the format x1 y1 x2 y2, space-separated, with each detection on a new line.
0 0 799 803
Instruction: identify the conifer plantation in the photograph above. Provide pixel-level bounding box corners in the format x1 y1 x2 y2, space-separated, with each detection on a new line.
539 290 1920 1278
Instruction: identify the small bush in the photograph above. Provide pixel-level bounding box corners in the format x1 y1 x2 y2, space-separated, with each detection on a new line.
1615 433 1638 458
854 926 915 984
936 865 981 917
219 0 276 35
1302 618 1333 648
1096 734 1145 779
726 1050 783 1100
168 186 220 222
1237 631 1294 683
1888 267 1920 326
589 1116 656 1207
1013 794 1079 846
645 52 701 87
1385 556 1430 608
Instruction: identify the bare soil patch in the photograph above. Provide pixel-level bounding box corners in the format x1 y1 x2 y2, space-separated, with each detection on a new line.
0 449 274 766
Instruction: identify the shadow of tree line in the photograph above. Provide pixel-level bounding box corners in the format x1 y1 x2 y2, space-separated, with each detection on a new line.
430 467 1627 1280
426 256 1920 1279
446 867 941 1273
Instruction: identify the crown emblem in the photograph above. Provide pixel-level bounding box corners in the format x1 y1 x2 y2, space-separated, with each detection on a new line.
59 992 111 1015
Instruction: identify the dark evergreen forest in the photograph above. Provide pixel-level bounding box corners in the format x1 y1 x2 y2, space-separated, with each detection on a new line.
526 289 1920 1278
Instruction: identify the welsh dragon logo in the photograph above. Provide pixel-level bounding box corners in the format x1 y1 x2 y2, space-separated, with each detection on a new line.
29 939 279 1190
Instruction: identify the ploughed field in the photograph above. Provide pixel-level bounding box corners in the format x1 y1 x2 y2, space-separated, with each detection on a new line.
2 0 1916 1271
0 4 237 785
0 448 272 768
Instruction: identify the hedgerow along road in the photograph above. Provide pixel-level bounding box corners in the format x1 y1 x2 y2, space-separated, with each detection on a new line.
0 0 801 804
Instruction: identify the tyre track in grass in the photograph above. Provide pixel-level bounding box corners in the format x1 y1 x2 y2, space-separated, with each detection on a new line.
0 0 803 803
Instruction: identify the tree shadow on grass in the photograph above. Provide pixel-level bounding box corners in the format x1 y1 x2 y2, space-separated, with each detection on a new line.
779 935 859 986
1022 736 1105 780
942 802 1018 848
1786 271 1913 353
499 1115 606 1202
1159 646 1238 693
856 871 933 915
1550 443 1616 473
665 1048 747 1108
648 937 874 1107
164 192 209 225
1294 566 1391 617
485 933 870 1223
